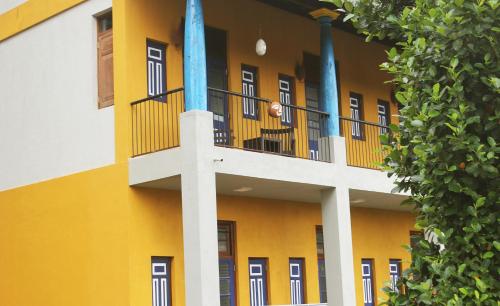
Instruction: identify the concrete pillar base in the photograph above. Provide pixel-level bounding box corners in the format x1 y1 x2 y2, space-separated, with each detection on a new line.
321 186 356 306
180 110 221 306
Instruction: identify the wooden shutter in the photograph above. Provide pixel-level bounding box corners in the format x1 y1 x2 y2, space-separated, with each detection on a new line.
98 29 114 108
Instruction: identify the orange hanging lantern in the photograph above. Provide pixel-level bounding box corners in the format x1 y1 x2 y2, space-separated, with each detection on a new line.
268 101 283 118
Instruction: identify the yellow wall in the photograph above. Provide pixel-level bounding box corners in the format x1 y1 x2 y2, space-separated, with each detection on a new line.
118 0 399 163
0 172 414 306
0 1 415 306
351 208 415 305
0 165 130 306
0 0 86 42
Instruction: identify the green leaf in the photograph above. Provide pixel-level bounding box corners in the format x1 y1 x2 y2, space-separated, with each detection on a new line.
344 1 354 12
343 13 355 22
432 83 440 97
475 277 488 292
482 251 494 259
487 137 496 147
493 241 500 251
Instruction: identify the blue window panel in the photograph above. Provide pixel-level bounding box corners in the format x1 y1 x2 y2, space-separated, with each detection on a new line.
361 259 375 306
242 65 258 120
377 100 390 135
289 259 305 304
151 257 171 306
279 76 294 127
350 93 364 140
249 259 268 306
147 40 167 102
306 82 320 160
317 259 327 303
389 259 402 293
309 140 319 160
219 258 236 306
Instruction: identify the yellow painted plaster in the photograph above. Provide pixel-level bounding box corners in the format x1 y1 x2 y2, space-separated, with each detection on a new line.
0 166 414 306
118 0 399 164
218 197 415 306
0 164 130 306
0 0 87 42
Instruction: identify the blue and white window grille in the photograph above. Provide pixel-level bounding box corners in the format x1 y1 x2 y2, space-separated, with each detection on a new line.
279 77 293 126
289 259 305 304
242 66 258 119
362 259 375 306
151 257 171 306
219 259 236 306
350 93 363 140
377 100 390 135
318 259 327 303
147 40 166 101
249 259 267 306
306 83 320 160
389 259 401 292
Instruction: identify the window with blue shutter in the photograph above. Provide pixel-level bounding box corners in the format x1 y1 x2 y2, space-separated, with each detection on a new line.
289 258 305 304
306 82 320 160
377 100 390 135
316 226 327 303
361 259 375 306
218 221 236 306
242 65 258 119
151 257 171 306
279 75 294 126
249 258 268 306
147 39 167 101
350 92 364 140
389 259 402 292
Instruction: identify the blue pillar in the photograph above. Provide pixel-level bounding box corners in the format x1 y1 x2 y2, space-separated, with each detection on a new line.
184 0 207 111
319 16 340 136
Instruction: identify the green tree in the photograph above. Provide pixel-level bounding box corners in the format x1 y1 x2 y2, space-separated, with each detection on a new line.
324 0 500 304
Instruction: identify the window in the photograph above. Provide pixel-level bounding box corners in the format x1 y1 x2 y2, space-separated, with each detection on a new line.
147 39 167 101
410 231 423 250
377 100 390 135
349 92 364 140
316 226 327 303
289 258 305 304
305 82 320 160
242 65 258 119
218 221 236 306
279 75 295 126
249 258 268 306
97 11 114 108
389 259 402 292
151 257 172 306
361 259 375 306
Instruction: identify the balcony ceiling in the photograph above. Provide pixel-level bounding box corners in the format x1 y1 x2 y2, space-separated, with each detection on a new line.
255 0 393 45
255 0 356 34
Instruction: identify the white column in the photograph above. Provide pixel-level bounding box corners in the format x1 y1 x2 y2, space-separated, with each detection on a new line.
321 186 356 306
319 135 346 163
180 110 221 306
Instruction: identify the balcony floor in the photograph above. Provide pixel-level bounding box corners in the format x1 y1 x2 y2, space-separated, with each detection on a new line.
129 146 410 211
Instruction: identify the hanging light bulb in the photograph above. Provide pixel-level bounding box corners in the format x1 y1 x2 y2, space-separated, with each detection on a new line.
256 38 267 56
255 24 266 56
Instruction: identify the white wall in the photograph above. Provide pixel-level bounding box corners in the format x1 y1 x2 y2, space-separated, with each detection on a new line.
0 0 27 15
0 0 114 191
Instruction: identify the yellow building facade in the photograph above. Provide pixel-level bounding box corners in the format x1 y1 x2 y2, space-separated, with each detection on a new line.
0 1 415 306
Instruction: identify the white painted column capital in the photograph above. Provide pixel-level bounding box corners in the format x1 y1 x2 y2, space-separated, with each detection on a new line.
321 186 356 306
331 135 347 166
180 110 221 306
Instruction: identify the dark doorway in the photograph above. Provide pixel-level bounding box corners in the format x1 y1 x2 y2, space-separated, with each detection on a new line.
206 26 230 145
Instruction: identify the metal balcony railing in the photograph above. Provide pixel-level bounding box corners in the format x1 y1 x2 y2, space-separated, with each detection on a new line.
130 87 332 162
131 88 184 156
340 116 390 169
208 87 331 162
